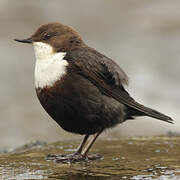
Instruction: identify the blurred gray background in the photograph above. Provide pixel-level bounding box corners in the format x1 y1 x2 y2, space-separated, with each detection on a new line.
1 0 179 150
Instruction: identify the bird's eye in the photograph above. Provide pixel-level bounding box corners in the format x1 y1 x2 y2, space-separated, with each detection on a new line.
42 33 51 40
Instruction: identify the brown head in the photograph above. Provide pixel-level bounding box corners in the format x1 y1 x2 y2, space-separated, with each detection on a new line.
14 22 85 52
15 23 87 89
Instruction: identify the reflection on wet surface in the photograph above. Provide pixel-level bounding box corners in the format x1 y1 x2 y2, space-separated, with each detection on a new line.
0 137 180 179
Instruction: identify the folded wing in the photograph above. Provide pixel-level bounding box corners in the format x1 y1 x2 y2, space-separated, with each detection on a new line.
66 47 173 124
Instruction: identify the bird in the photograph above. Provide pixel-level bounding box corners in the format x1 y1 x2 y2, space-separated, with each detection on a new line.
14 22 173 162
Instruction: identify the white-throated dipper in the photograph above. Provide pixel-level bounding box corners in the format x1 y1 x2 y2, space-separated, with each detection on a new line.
14 22 173 162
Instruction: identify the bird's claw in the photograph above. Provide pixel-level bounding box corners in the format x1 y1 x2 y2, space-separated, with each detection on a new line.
46 153 102 163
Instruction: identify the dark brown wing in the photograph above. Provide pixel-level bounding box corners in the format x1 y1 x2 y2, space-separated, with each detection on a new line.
66 47 173 123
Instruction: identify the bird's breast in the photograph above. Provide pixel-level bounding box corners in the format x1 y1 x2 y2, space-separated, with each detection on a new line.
34 51 69 89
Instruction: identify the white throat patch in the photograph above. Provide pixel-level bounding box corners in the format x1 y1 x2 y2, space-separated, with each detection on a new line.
33 42 68 89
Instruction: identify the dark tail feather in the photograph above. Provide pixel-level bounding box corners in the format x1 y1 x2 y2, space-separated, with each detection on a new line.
142 106 174 124
127 103 174 124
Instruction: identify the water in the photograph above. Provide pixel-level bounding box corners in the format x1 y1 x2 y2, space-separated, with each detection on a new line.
0 137 180 179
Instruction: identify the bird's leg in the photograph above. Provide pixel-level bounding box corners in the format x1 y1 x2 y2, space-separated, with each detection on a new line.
46 135 89 162
81 131 102 157
46 133 102 163
74 134 90 155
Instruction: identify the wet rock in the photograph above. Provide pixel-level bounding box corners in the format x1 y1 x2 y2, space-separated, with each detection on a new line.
0 137 180 179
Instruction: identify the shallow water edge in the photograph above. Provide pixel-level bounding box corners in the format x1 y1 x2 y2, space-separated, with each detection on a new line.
0 136 180 180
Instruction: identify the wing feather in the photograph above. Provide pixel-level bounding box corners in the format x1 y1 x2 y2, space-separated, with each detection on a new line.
66 47 173 123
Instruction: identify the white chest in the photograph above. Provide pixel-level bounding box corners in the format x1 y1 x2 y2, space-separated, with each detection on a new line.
33 42 69 89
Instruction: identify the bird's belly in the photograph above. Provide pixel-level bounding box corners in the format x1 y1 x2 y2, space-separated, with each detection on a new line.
36 74 126 134
36 89 104 134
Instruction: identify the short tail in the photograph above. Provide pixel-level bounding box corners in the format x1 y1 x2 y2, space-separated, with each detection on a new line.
127 102 174 124
143 106 173 123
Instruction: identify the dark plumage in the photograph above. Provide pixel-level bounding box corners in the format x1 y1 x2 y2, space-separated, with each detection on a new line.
14 22 173 162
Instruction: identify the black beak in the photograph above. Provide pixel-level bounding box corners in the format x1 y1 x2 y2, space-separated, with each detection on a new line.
14 38 33 44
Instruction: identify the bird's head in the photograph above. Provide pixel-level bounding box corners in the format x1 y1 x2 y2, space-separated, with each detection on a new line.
14 22 85 60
